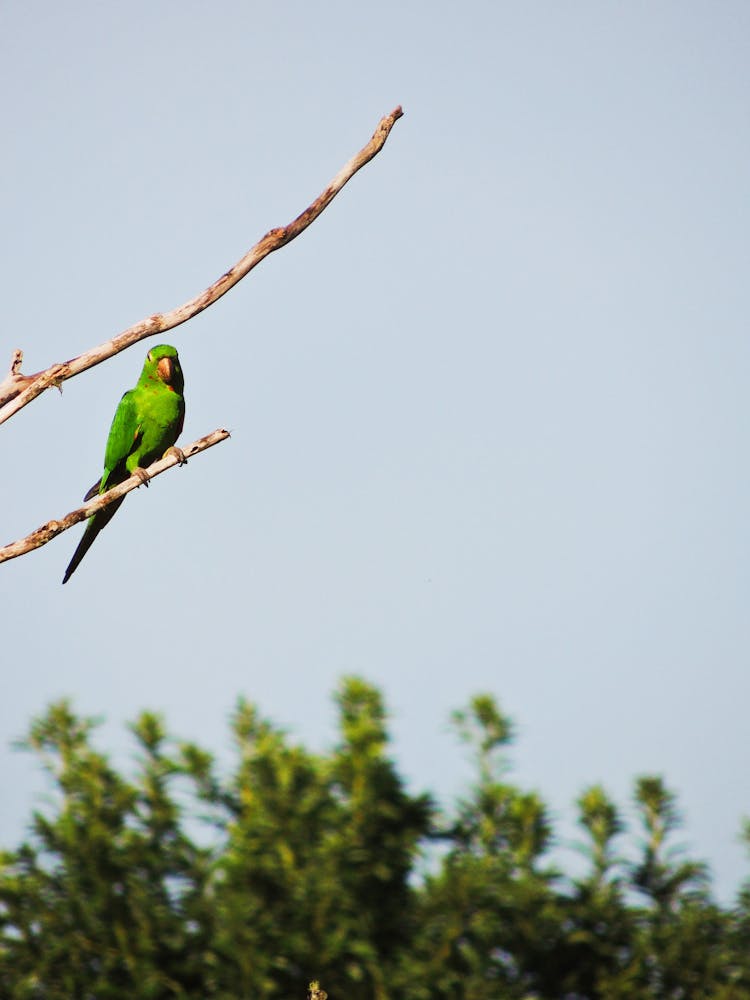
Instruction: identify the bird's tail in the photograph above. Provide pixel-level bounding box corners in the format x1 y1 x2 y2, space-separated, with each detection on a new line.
62 496 125 584
84 478 102 501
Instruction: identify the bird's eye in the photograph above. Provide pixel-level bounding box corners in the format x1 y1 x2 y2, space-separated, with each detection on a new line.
147 351 154 362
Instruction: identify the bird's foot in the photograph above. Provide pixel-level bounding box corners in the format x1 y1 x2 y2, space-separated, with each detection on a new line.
132 467 150 488
164 445 187 466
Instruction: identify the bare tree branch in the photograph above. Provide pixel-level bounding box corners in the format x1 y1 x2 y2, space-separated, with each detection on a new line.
0 106 404 424
0 428 230 565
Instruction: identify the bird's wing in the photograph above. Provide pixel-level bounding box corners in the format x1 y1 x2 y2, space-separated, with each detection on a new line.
100 389 143 491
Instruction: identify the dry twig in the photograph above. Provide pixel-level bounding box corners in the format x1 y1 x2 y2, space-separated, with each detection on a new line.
0 428 230 564
0 106 404 424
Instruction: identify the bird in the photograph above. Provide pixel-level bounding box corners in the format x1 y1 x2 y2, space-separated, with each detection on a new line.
62 344 186 584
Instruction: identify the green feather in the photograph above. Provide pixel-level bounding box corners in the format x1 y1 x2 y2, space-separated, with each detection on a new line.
62 345 185 584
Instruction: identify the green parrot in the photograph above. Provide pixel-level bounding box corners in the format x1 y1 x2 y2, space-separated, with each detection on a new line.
62 344 186 584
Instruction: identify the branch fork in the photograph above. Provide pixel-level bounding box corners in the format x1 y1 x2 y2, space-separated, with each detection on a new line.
0 107 404 425
1 106 404 568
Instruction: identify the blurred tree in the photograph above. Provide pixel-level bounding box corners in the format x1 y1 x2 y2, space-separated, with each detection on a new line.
404 694 561 999
209 678 431 999
551 785 636 998
621 775 739 999
1 683 749 999
0 701 209 999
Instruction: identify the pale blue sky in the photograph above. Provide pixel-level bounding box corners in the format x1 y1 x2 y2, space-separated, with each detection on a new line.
2 2 749 899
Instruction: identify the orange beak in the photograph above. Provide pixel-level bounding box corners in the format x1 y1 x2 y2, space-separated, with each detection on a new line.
157 356 174 383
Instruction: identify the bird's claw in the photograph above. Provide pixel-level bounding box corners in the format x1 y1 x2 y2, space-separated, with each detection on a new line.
133 467 150 488
165 445 187 467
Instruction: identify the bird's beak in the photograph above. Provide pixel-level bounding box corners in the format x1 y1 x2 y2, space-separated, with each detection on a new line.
157 357 174 383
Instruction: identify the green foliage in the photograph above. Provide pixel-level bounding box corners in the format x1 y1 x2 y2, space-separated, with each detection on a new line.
1 682 748 999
